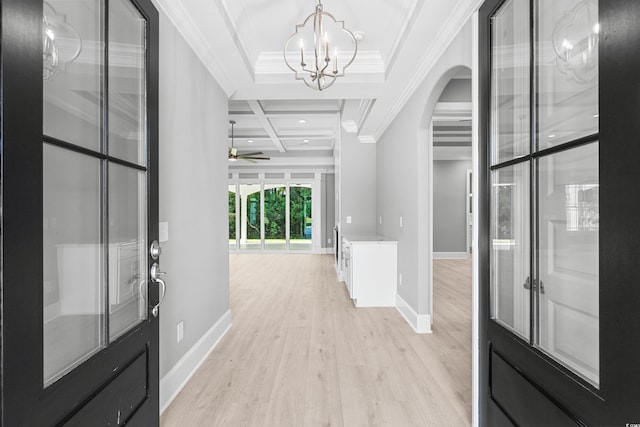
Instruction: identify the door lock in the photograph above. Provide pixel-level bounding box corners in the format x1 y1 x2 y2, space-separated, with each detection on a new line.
150 240 162 260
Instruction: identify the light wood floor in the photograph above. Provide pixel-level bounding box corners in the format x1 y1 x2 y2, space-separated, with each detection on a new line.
161 254 472 427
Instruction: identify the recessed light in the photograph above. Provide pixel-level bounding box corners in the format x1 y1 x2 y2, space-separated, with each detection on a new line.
298 119 307 124
303 139 309 143
248 139 254 143
548 134 556 138
593 114 599 118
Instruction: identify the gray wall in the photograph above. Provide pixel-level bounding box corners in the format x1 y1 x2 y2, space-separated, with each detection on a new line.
433 160 471 253
158 13 230 378
376 22 472 317
340 131 377 236
321 173 336 248
439 78 472 102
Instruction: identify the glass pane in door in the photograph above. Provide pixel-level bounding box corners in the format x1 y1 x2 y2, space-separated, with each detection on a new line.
43 144 105 387
264 185 286 250
108 163 147 340
536 0 598 149
239 184 261 250
490 164 530 339
108 0 147 165
536 142 599 386
290 184 312 251
490 0 530 165
229 186 237 250
43 0 103 152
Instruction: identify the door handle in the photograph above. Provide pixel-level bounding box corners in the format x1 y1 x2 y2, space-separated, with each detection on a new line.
150 262 166 317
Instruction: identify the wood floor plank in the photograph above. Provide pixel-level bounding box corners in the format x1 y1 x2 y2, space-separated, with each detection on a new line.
161 254 472 427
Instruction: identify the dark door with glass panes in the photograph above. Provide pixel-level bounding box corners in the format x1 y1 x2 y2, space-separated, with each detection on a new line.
1 0 160 425
479 0 640 425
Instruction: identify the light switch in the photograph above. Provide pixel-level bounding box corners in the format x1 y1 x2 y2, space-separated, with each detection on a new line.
159 222 169 242
399 216 403 228
346 216 352 224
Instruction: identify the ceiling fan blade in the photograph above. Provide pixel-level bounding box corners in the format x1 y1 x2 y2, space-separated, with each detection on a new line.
237 151 264 157
240 156 270 160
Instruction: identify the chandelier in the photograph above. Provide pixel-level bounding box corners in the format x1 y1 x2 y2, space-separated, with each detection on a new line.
283 0 358 91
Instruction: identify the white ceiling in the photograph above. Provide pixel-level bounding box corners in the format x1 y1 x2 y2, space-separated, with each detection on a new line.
154 0 481 167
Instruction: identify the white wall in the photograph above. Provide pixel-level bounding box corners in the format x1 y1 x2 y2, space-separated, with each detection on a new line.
157 11 231 409
376 21 473 327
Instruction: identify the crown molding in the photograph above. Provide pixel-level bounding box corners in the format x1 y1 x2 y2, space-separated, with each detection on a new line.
384 0 424 77
371 0 484 142
215 0 256 80
358 135 377 144
152 0 235 96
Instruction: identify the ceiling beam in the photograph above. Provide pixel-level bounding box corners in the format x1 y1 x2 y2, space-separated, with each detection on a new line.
247 100 287 153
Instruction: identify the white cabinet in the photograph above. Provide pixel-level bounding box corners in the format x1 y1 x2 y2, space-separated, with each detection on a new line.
342 235 397 307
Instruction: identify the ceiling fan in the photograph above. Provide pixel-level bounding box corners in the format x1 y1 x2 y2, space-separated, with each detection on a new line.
228 120 270 162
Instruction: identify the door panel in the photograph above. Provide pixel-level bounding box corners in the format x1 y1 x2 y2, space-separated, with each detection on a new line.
480 0 640 424
490 351 580 426
63 351 148 426
1 0 159 424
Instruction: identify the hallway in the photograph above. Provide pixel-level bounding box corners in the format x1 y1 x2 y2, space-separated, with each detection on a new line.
161 255 472 426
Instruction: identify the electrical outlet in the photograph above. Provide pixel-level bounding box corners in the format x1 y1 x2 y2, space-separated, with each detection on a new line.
328 238 332 244
177 321 184 343
399 273 403 286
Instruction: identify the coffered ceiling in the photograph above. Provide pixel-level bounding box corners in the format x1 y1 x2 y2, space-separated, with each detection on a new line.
153 0 481 167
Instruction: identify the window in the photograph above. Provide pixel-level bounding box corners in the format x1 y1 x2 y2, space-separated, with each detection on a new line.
229 181 316 252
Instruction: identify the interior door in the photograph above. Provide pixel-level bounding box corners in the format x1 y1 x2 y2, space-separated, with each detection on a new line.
479 0 640 425
1 0 160 425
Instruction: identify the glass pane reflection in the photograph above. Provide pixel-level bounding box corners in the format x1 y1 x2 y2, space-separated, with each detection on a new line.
536 142 599 386
536 0 599 149
490 0 531 165
43 144 105 387
43 0 103 152
108 163 147 340
108 0 147 165
490 164 530 340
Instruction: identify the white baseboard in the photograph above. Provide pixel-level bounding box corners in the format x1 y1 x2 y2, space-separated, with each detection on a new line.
334 263 343 282
433 251 468 259
314 247 335 255
160 309 232 414
396 294 432 334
